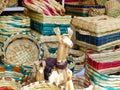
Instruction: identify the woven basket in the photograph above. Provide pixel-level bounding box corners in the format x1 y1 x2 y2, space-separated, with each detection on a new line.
31 30 58 43
7 0 18 7
20 81 61 90
65 1 105 17
67 49 85 73
0 64 31 84
2 32 44 67
71 15 120 34
87 49 120 74
85 64 120 90
0 14 31 46
0 77 22 90
72 76 93 90
0 0 8 14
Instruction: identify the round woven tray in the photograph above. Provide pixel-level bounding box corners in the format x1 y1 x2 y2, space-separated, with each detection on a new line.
2 32 44 67
20 81 61 90
0 77 22 90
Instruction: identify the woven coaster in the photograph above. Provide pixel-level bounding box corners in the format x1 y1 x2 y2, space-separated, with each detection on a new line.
2 32 44 67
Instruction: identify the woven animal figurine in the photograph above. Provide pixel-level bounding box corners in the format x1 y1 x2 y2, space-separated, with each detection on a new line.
48 27 74 90
34 60 46 81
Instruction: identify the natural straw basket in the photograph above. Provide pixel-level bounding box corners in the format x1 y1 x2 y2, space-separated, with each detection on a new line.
0 77 22 90
0 0 8 14
7 0 18 7
2 32 44 67
20 81 61 90
85 64 120 90
72 76 93 90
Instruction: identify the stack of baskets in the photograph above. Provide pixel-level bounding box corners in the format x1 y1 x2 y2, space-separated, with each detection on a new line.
85 48 120 89
0 14 31 47
71 15 120 51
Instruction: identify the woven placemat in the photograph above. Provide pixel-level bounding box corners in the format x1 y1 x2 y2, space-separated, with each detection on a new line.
2 32 44 67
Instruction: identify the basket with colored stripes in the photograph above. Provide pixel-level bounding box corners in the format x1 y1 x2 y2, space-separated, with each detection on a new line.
27 10 71 35
85 64 120 90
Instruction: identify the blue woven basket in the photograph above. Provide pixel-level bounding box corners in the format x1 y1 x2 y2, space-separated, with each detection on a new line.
31 20 69 35
76 31 120 46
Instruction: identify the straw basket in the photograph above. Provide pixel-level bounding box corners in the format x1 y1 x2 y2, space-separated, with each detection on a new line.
0 14 31 46
2 32 44 67
7 0 18 7
67 49 85 73
0 0 8 14
27 10 71 35
0 77 22 90
87 49 120 74
0 64 31 85
20 81 61 90
65 1 105 17
72 76 93 90
85 64 120 90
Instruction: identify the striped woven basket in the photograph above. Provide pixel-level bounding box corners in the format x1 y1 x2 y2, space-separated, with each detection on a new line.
0 77 22 90
0 14 30 46
85 64 120 90
87 49 120 74
65 1 105 17
27 10 71 35
0 0 8 14
7 0 18 7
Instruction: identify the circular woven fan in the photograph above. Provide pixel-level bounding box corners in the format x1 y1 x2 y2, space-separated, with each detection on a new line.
0 77 22 90
0 0 8 14
2 32 44 66
20 81 61 90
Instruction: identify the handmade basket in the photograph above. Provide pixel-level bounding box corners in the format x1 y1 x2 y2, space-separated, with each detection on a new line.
26 10 71 35
72 76 93 90
2 32 44 67
31 30 58 43
0 0 8 14
7 0 18 7
20 81 61 90
85 64 120 90
0 64 31 84
87 49 120 74
0 14 30 46
67 49 85 73
0 77 22 90
65 1 105 17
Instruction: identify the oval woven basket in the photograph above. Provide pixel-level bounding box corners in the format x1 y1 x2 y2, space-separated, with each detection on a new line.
0 64 31 85
20 81 61 90
0 76 22 90
2 32 44 67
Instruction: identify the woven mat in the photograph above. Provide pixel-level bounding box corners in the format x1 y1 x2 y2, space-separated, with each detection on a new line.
2 32 43 67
